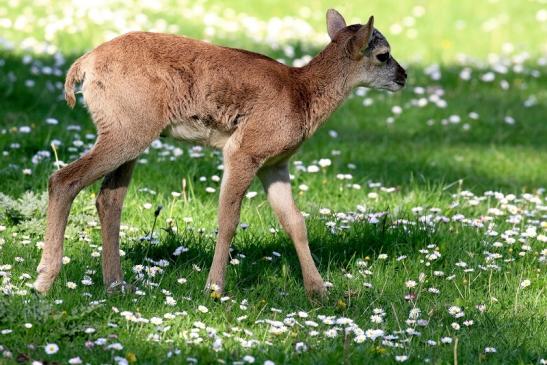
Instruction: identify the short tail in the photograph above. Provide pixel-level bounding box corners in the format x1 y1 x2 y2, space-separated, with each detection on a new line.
64 54 88 108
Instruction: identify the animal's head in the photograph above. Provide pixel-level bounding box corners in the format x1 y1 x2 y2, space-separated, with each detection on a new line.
326 9 407 91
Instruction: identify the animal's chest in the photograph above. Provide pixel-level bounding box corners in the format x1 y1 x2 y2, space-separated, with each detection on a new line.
163 118 232 149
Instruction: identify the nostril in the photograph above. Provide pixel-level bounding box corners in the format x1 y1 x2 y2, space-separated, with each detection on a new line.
395 71 407 85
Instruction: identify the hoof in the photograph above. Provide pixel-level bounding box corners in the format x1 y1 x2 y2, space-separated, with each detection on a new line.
204 281 223 298
34 258 62 294
305 280 328 304
33 273 55 294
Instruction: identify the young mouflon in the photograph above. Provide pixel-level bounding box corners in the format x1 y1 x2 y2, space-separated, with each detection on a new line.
34 9 406 299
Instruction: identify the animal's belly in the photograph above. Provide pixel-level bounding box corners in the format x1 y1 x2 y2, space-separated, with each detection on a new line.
163 120 231 149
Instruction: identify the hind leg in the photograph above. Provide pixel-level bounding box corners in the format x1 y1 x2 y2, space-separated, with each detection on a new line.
34 134 149 293
96 159 136 292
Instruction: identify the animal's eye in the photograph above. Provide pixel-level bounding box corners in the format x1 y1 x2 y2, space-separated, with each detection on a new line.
376 52 390 62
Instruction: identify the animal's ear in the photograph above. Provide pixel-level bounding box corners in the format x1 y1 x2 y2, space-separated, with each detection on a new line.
348 16 375 59
326 9 346 40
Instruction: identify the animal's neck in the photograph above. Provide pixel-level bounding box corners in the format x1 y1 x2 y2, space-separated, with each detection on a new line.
296 44 352 136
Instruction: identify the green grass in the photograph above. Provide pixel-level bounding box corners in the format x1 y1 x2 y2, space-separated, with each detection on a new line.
0 1 546 364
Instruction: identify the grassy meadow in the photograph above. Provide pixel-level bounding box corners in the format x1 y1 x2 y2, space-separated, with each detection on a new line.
0 0 546 364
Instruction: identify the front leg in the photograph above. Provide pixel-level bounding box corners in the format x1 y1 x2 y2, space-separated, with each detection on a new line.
258 162 326 300
205 145 261 294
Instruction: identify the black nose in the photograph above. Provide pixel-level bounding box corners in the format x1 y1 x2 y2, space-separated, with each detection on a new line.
395 67 407 86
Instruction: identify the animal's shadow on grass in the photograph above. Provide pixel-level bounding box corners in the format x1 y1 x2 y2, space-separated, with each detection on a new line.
123 216 443 295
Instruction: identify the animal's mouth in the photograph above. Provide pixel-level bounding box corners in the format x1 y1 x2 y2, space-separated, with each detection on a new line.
382 80 405 92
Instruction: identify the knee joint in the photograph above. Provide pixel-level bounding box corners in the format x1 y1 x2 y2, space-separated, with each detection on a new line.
48 171 79 198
